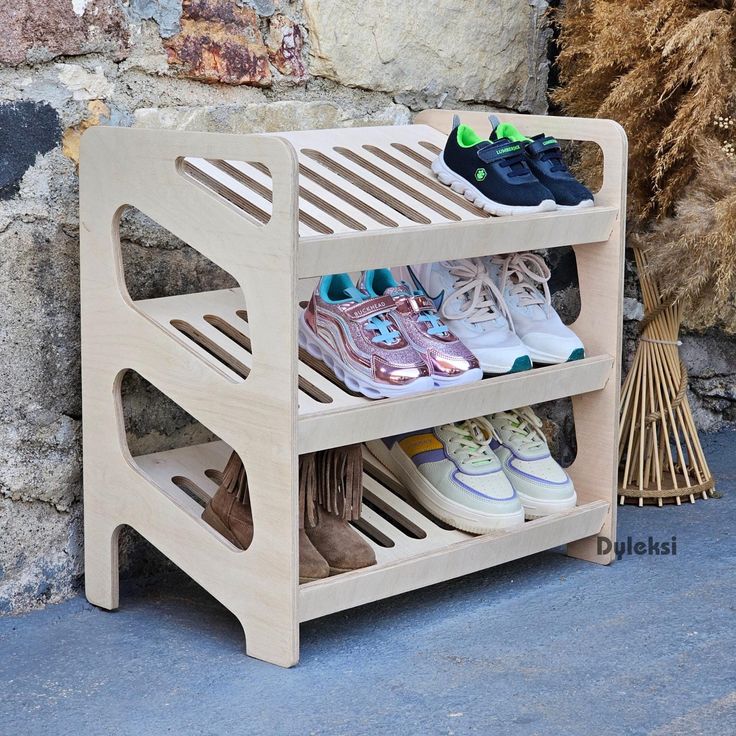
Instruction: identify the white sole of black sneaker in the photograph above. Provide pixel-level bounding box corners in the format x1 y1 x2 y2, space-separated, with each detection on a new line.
431 155 557 217
557 199 595 210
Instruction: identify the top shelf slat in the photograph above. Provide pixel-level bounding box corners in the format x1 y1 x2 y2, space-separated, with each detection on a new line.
182 124 619 278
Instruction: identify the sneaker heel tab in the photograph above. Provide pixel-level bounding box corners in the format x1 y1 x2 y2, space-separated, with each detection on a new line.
359 269 375 296
317 274 331 302
488 114 501 132
451 113 461 130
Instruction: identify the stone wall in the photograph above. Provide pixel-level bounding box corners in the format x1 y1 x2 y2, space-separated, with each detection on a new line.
1 0 734 615
0 0 552 613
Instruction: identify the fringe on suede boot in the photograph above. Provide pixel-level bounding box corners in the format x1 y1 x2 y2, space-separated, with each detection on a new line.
202 445 376 582
303 445 377 575
202 451 330 583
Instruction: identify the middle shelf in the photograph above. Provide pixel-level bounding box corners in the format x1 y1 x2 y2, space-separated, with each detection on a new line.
136 288 613 453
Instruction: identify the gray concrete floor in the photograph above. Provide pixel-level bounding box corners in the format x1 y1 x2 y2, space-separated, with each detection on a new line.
1 431 735 736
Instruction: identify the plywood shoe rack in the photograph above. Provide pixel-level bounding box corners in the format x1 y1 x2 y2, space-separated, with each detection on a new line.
80 109 627 667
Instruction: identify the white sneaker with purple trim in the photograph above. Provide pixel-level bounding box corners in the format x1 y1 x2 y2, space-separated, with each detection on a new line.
487 406 577 519
367 418 524 533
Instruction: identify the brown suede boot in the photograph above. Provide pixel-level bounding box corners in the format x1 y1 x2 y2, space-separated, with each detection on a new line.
202 453 329 583
303 444 377 575
305 512 376 574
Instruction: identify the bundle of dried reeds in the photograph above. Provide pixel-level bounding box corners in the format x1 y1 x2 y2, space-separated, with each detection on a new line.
618 246 714 504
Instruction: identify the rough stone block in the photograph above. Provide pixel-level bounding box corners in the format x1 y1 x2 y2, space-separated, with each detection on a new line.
132 99 410 132
238 0 276 17
267 14 307 81
127 0 184 38
303 0 550 112
0 498 82 614
62 100 111 164
164 0 271 85
0 0 129 66
0 101 62 200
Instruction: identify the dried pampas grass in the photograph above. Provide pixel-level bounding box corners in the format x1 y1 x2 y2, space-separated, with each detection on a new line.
640 141 736 333
554 0 736 224
554 0 736 331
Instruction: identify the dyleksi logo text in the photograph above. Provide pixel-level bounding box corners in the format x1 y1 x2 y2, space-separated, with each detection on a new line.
597 536 677 560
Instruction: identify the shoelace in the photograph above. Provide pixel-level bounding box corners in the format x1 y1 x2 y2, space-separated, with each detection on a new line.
345 287 401 346
493 252 552 318
418 309 448 336
536 144 567 173
439 258 513 328
367 317 400 345
494 407 547 454
499 149 532 178
443 417 500 467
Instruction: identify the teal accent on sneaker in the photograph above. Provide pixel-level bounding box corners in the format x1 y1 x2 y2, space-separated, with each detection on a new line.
567 348 585 362
510 356 533 373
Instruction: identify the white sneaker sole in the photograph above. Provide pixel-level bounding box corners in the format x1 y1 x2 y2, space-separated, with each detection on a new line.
431 156 557 217
299 314 434 399
367 440 525 534
524 345 585 365
557 199 594 210
431 367 484 388
468 347 532 375
517 490 577 520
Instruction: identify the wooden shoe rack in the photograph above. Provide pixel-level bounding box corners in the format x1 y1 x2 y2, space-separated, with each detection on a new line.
80 110 626 667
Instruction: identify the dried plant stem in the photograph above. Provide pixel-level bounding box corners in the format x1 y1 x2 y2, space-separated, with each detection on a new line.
618 246 714 504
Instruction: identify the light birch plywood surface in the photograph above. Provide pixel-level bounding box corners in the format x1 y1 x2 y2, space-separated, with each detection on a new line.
80 109 626 666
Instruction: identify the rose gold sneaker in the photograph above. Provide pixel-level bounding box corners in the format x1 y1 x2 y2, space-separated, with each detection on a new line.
300 273 434 399
358 269 483 387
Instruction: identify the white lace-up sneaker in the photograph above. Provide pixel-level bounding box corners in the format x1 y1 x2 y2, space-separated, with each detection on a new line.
367 418 524 533
486 252 585 364
487 406 576 519
397 259 532 374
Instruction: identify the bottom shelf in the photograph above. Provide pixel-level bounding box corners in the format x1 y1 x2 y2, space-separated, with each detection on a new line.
134 441 609 622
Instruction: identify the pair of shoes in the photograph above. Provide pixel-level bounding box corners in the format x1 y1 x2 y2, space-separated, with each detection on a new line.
368 406 576 533
401 253 584 373
300 269 483 399
202 447 376 582
431 114 594 215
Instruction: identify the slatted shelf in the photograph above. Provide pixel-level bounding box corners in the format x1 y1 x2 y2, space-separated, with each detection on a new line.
182 124 619 277
133 440 609 623
136 288 614 453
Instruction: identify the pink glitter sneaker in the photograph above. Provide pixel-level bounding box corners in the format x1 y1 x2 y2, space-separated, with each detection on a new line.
358 269 483 387
300 273 434 399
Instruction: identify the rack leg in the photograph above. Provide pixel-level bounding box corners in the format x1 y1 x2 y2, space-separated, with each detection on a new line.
240 612 299 668
234 454 300 668
84 514 122 610
565 227 624 565
565 384 618 565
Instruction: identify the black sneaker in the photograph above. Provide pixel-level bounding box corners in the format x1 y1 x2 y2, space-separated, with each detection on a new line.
431 115 556 216
488 115 594 209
